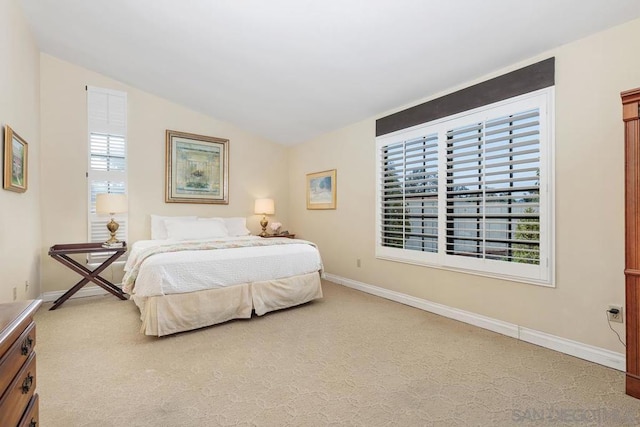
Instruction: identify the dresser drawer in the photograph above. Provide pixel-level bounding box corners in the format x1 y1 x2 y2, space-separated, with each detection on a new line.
0 322 35 396
0 352 36 426
0 306 34 357
18 393 39 427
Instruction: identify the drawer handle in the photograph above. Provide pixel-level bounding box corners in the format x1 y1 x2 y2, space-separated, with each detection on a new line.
21 373 33 394
21 335 34 355
29 419 37 427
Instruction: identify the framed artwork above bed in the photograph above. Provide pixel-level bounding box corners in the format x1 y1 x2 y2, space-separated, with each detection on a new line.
165 130 229 204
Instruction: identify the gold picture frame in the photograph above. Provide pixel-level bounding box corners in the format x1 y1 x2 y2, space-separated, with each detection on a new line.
165 130 229 204
3 125 28 193
306 169 337 210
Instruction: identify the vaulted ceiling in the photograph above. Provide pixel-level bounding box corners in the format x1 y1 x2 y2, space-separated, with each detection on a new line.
20 0 640 144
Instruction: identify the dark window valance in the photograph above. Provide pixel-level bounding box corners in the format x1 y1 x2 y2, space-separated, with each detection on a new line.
375 57 555 137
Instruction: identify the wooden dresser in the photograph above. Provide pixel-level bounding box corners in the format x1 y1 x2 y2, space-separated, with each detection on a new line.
0 300 42 426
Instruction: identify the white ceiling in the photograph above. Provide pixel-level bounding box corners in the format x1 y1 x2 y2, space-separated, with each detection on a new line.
19 0 640 145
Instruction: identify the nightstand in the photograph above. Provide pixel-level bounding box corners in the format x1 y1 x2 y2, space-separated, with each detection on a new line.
48 242 128 310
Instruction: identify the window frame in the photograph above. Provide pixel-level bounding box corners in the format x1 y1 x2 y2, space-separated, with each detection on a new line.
86 86 128 264
375 87 555 287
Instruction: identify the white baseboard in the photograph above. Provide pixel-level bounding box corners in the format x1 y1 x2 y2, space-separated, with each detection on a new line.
324 273 625 371
40 284 124 303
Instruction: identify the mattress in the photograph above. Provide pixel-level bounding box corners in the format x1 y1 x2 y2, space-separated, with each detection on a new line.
123 236 323 297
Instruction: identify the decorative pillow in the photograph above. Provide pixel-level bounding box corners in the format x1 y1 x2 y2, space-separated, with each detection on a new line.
165 218 229 240
198 217 250 236
150 215 197 240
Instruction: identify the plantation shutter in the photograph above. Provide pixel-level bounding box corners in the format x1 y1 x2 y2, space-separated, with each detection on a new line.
87 87 128 263
445 109 540 264
376 87 552 285
380 134 439 252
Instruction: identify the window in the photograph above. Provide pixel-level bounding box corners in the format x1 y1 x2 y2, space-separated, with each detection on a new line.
376 88 554 285
87 86 128 262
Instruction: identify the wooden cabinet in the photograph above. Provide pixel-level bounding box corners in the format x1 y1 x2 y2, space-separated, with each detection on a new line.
0 300 42 426
622 88 640 399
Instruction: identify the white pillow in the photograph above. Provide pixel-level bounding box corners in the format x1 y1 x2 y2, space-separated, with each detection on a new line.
224 217 251 236
199 217 250 237
165 218 229 240
150 215 197 240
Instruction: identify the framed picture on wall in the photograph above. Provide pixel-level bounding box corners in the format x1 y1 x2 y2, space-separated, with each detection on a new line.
165 129 229 204
306 169 337 210
3 125 28 193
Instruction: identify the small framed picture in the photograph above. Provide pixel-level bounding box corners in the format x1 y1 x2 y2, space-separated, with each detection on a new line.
306 169 337 210
165 130 229 204
3 125 28 193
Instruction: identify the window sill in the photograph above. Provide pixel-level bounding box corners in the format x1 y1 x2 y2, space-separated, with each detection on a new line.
375 253 555 288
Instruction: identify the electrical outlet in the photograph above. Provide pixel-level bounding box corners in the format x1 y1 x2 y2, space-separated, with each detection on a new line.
25 280 29 292
357 259 361 268
608 305 623 323
12 287 17 301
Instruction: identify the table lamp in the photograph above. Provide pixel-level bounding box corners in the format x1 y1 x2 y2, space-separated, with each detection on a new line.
96 193 128 245
254 198 275 237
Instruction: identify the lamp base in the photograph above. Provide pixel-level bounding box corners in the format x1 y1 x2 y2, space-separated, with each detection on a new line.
259 215 268 237
105 217 121 244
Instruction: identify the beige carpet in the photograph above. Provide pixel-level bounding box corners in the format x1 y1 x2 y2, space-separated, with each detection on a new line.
35 280 640 426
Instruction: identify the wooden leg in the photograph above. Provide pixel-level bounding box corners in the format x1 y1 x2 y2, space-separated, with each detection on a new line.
49 251 127 310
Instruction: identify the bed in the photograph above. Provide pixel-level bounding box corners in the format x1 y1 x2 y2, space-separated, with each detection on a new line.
122 216 323 336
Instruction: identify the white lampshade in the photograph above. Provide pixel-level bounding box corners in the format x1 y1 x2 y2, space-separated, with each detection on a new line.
254 198 275 215
96 193 128 215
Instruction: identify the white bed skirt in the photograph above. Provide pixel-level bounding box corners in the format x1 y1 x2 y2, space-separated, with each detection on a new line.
131 272 323 336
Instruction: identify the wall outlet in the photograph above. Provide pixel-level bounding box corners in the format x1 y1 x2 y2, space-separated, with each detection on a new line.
357 259 361 268
12 287 17 301
608 305 623 323
25 280 29 292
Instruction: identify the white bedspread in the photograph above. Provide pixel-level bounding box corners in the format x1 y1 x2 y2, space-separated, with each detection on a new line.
123 236 323 297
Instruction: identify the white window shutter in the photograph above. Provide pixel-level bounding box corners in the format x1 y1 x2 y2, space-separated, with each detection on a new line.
87 86 128 263
445 109 541 264
380 134 439 252
376 88 553 285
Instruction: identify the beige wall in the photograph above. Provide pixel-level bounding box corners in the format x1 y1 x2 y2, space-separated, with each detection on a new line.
0 0 41 303
289 18 640 353
40 54 290 293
